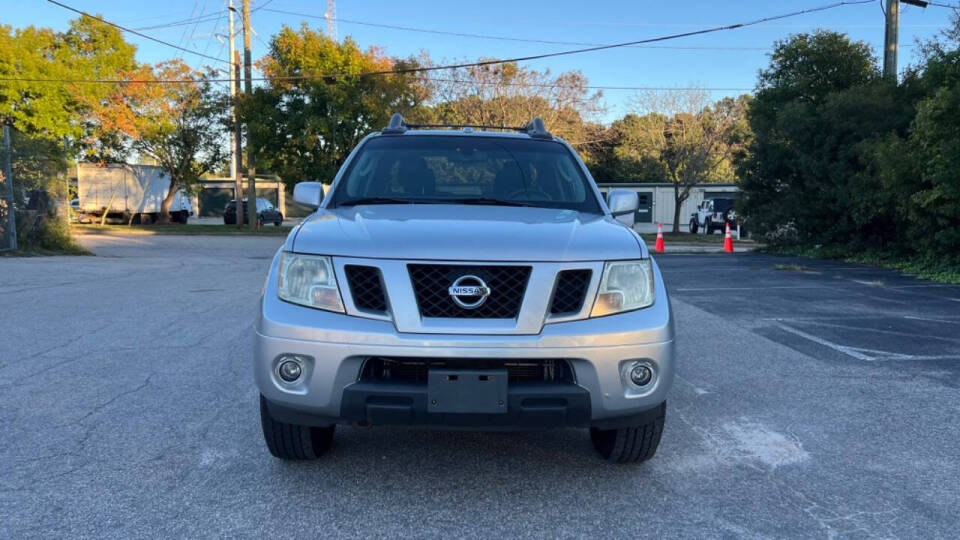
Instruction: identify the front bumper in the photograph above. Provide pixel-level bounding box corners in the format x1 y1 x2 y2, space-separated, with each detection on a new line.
255 254 675 429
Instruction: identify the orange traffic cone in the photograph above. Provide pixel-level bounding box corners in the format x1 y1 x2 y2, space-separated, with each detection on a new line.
723 223 734 253
655 222 665 253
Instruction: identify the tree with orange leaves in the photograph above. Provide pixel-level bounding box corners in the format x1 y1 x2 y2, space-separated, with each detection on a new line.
94 60 228 223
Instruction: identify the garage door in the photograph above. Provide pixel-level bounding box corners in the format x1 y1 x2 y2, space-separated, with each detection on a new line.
199 188 234 217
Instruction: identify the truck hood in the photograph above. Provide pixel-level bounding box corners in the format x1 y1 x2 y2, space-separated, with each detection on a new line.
290 205 646 261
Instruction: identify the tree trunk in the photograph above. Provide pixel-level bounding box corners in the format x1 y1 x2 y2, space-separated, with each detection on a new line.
158 180 179 224
672 181 682 234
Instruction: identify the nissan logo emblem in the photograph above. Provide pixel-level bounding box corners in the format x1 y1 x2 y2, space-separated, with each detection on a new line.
448 275 491 309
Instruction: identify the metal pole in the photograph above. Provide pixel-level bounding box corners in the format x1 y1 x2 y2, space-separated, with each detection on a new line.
2 124 17 251
228 0 243 227
884 0 899 80
234 50 244 226
242 0 258 229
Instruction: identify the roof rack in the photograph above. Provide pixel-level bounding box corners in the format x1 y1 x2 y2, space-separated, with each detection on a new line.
380 113 553 139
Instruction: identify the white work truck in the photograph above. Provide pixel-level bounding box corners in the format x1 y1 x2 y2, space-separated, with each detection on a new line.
77 163 193 224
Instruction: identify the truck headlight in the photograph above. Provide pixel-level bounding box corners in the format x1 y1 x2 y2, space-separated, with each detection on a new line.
591 259 655 317
277 252 344 313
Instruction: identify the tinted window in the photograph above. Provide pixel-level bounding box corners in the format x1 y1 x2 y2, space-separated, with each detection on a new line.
330 136 601 213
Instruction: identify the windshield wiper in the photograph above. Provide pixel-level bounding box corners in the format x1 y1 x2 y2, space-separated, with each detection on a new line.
338 197 418 207
446 197 536 207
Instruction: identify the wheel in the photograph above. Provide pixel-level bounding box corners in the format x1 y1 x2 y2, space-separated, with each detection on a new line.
274 213 283 226
259 395 334 460
688 219 698 234
590 402 665 463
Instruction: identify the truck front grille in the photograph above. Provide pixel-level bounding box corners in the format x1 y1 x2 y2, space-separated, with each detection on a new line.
408 264 531 319
549 269 592 314
345 265 388 312
360 357 574 383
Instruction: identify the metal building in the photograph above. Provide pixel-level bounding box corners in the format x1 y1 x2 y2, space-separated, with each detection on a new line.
596 182 739 233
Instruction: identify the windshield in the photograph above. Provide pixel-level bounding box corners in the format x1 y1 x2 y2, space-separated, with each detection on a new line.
329 136 602 213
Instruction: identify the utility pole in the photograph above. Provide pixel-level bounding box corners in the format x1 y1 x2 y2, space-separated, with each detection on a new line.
242 0 257 229
883 0 900 79
228 0 243 227
885 0 929 80
2 124 16 251
234 49 244 226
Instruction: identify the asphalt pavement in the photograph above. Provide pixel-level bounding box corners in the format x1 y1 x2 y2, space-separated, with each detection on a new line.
2 234 958 538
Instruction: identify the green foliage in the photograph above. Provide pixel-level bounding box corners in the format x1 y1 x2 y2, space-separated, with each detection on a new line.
0 16 135 140
740 29 960 274
0 16 135 253
243 26 429 186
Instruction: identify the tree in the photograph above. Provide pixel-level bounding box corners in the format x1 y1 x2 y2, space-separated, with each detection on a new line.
737 31 914 248
95 61 228 222
244 26 429 186
428 62 605 147
0 16 135 142
0 16 135 250
614 90 750 232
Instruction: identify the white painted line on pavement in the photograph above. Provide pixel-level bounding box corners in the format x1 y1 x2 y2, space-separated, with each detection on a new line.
775 323 960 362
676 285 828 292
775 323 874 361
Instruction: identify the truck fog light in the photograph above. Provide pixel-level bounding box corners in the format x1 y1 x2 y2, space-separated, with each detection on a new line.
629 364 652 386
278 360 302 382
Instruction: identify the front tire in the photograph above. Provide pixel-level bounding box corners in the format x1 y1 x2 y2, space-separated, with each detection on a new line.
689 219 698 234
590 402 665 463
259 395 335 460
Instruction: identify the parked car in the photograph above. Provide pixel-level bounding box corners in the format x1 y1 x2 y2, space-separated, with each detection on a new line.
689 197 739 234
254 114 675 463
223 197 283 226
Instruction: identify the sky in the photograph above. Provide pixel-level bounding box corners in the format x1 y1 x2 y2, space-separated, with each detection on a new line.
4 0 957 122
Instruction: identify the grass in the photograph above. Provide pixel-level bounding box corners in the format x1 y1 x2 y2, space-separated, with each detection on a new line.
2 218 92 256
639 232 754 245
763 244 960 284
72 223 294 236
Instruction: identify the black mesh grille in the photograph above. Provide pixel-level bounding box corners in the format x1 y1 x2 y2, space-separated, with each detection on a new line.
345 265 388 312
550 269 592 315
408 264 531 319
361 357 574 384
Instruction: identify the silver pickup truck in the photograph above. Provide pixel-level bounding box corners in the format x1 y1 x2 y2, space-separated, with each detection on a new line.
255 115 675 463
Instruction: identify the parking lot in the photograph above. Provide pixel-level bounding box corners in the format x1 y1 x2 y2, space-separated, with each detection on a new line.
2 233 958 538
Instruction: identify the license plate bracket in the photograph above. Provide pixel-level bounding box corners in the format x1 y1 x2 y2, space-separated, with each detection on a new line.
427 369 508 414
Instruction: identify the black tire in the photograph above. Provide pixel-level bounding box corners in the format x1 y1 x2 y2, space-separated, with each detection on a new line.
274 213 283 226
259 395 334 460
688 219 698 234
590 402 665 463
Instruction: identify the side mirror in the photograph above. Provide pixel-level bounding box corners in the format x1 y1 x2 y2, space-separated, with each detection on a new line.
293 182 324 210
607 189 639 217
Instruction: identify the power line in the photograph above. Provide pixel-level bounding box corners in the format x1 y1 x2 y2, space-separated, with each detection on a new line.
134 0 276 32
263 8 771 50
28 0 874 84
136 12 223 31
45 0 231 65
0 73 749 92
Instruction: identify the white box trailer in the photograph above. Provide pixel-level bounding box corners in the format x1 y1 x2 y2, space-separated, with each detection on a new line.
77 163 193 224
